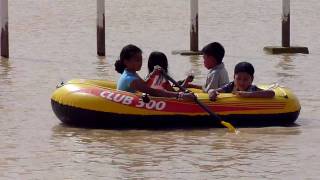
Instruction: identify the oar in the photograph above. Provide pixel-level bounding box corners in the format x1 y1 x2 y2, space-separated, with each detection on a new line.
159 69 237 133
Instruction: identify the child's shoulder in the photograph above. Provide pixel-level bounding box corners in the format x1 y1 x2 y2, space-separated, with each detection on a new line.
217 62 227 69
207 63 229 78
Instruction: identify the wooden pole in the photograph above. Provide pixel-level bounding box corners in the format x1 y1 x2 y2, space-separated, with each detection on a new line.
0 0 9 58
190 0 199 51
282 0 290 47
97 0 105 56
263 0 308 54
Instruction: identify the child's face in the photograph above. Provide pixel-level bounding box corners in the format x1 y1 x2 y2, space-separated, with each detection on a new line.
203 54 217 69
125 53 143 71
234 72 253 91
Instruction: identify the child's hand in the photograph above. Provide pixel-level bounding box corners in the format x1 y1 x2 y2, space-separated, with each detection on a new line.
185 75 194 83
208 89 219 101
181 71 194 86
182 92 196 101
149 67 162 76
180 74 194 88
177 92 196 101
153 65 163 71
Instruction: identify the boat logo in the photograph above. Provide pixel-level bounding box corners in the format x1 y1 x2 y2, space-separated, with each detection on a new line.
100 90 167 111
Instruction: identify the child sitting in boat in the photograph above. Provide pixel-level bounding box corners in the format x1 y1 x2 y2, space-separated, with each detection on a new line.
145 51 175 91
184 42 230 92
114 44 194 100
208 61 275 101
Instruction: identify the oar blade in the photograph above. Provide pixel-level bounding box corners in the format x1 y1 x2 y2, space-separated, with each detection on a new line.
221 121 238 133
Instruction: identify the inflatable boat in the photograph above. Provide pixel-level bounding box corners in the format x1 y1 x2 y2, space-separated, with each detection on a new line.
51 79 300 128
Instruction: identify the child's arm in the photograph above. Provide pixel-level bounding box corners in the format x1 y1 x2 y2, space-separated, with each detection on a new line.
208 88 225 101
233 90 275 98
131 79 194 100
145 71 176 92
208 82 233 101
165 82 176 92
185 83 203 89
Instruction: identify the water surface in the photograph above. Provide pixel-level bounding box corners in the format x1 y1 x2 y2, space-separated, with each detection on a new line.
0 0 319 179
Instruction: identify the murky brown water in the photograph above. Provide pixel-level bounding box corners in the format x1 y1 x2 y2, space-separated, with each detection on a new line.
1 0 320 179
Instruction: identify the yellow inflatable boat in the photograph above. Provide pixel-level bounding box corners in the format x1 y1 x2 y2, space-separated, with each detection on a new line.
51 79 300 128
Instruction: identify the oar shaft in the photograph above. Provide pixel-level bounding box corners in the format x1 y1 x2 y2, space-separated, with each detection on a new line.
159 68 237 133
160 70 221 120
194 99 219 118
161 72 188 92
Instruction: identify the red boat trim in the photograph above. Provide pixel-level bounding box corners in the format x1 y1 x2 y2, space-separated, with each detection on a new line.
75 87 286 113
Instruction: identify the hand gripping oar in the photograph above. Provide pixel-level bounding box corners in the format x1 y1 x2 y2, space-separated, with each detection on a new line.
159 69 237 133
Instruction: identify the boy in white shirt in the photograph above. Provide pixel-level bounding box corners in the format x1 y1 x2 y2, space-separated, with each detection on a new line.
185 42 229 92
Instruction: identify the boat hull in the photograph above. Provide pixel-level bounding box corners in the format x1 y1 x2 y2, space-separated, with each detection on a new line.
52 99 300 128
51 79 301 128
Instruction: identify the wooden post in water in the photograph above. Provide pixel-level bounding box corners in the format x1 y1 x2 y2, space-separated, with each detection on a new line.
190 0 199 51
282 0 290 47
264 0 308 54
0 0 9 58
172 0 201 55
97 0 105 56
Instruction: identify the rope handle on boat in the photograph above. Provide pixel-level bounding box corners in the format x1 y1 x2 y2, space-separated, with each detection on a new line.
55 80 115 90
56 81 65 88
267 83 288 99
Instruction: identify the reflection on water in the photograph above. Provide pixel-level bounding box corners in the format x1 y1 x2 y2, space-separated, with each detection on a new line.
0 58 12 82
94 56 110 78
0 58 13 110
188 55 203 82
277 55 295 71
275 55 300 83
93 55 122 82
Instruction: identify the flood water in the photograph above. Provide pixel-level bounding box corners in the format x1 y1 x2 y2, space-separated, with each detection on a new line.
1 0 320 179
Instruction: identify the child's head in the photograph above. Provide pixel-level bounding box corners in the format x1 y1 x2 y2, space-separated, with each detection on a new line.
147 51 168 73
114 44 142 74
201 42 225 69
233 62 255 91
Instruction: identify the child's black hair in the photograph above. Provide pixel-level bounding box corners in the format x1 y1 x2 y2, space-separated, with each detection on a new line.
147 51 168 73
234 61 255 77
114 44 142 74
201 42 225 64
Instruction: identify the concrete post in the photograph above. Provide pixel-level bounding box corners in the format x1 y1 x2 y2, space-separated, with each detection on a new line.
190 0 199 51
0 0 9 58
263 0 308 54
97 0 105 56
282 0 290 47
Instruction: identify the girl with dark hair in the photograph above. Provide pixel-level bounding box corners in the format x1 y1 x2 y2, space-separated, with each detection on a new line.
147 51 168 74
145 51 175 91
114 44 194 100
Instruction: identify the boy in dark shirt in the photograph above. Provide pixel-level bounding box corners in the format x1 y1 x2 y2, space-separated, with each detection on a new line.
209 62 275 101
